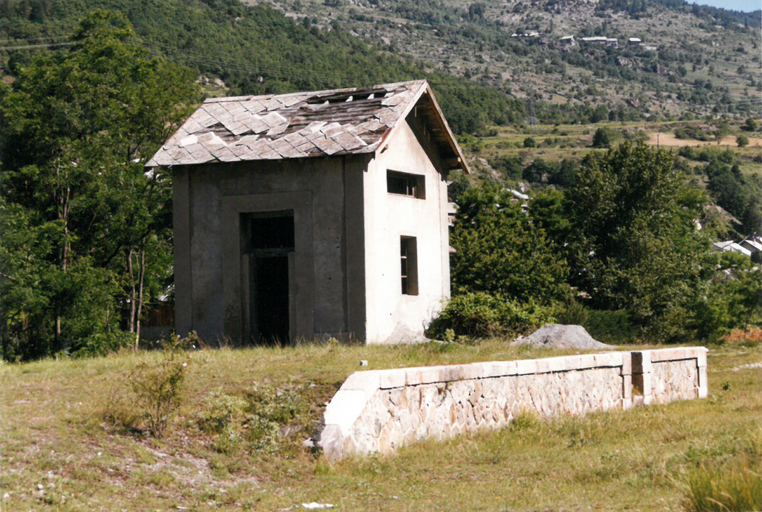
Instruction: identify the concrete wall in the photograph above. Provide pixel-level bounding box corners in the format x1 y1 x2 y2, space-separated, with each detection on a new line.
174 114 451 344
319 347 708 460
363 117 451 343
173 155 369 343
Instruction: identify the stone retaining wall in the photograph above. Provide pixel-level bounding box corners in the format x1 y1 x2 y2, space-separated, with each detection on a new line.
319 347 708 460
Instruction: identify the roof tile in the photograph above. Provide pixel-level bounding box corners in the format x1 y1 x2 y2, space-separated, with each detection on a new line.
146 80 469 168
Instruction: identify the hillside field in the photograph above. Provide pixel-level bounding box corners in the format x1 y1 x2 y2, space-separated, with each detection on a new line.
2 336 761 511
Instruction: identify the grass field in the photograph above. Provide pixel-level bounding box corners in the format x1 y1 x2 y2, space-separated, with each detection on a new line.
459 119 762 179
2 336 761 511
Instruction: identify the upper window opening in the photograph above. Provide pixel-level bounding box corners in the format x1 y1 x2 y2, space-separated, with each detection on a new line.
387 170 426 199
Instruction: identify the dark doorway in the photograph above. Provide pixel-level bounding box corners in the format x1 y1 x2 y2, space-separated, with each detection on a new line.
242 211 295 345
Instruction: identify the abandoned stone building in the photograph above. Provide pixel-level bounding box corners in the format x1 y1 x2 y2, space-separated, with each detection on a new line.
147 80 469 344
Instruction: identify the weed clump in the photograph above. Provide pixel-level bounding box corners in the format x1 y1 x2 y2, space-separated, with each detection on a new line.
130 349 187 438
103 334 190 437
682 429 762 512
198 382 313 455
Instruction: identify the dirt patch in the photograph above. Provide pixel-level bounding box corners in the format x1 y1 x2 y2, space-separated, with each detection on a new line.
511 324 613 350
647 132 762 147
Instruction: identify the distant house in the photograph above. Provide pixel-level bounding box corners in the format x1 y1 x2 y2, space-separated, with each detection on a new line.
581 36 607 45
147 80 469 345
712 241 752 257
740 237 762 255
606 38 618 48
560 35 576 46
628 37 642 46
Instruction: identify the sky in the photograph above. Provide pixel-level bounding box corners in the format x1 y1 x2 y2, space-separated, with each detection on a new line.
689 0 761 12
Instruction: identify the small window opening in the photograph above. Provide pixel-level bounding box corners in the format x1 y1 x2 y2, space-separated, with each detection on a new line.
400 236 419 296
387 170 425 199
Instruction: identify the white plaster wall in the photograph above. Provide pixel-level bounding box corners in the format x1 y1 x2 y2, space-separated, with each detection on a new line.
363 119 450 343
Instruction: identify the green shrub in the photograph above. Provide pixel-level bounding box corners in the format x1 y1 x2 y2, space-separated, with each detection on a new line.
674 124 715 141
199 393 247 435
523 136 537 148
426 292 556 339
737 134 749 147
130 350 188 437
244 382 311 452
742 118 759 132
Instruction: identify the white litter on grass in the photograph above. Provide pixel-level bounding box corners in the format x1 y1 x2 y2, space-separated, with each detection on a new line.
732 362 762 372
302 503 335 509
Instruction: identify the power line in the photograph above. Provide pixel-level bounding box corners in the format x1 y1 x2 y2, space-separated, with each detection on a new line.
0 41 74 51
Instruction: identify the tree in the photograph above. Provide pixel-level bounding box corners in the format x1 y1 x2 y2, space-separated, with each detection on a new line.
742 118 759 132
592 127 615 148
736 134 749 147
450 183 569 304
0 10 198 360
566 142 709 341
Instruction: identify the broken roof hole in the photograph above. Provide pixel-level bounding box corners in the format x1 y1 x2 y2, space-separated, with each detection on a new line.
307 88 389 104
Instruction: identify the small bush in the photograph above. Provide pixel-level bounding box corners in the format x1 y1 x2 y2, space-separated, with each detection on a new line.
130 350 188 437
742 118 759 132
523 136 537 148
426 293 556 339
243 382 311 452
674 124 715 141
199 393 247 435
736 134 749 147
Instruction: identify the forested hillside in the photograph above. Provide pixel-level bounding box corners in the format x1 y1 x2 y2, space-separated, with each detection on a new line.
0 0 524 134
1 0 760 128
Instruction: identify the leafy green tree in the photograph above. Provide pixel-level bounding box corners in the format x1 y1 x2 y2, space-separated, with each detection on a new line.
592 127 615 148
736 134 749 147
0 11 198 359
692 253 762 341
566 142 709 341
450 183 569 304
742 118 759 132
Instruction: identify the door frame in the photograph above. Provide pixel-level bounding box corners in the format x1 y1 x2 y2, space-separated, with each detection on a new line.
221 192 314 343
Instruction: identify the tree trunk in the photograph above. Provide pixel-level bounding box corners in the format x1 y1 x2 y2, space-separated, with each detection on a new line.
134 238 147 351
127 248 136 337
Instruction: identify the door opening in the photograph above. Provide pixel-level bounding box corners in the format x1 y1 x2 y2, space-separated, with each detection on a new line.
242 211 295 345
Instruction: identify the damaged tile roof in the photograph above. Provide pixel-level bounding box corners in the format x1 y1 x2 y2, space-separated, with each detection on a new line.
147 79 467 172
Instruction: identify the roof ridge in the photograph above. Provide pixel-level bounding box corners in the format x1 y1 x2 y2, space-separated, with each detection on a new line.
203 79 427 104
147 79 470 173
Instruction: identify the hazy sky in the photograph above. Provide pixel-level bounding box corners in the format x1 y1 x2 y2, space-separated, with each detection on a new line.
690 0 761 12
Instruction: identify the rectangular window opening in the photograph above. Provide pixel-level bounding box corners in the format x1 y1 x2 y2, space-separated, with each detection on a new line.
387 170 425 199
400 236 419 296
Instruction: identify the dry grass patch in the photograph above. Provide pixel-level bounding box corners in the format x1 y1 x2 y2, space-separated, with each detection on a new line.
2 339 761 510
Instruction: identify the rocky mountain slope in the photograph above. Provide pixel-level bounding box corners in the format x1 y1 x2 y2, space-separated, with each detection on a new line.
255 0 762 120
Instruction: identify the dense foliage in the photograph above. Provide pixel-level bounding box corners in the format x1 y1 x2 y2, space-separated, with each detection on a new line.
0 11 198 360
439 142 760 342
565 142 709 341
450 183 569 304
0 0 524 134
